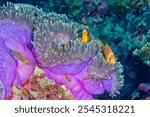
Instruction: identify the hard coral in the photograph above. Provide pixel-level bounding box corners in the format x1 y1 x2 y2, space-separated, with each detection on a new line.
133 42 150 66
127 8 150 46
10 67 74 100
126 0 148 12
131 83 150 100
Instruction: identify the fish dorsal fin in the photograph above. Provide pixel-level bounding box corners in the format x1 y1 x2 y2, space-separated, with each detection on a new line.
99 40 104 49
103 43 110 49
105 43 109 47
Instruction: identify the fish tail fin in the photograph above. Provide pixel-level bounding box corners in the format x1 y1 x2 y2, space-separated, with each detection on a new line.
76 36 81 40
99 39 104 49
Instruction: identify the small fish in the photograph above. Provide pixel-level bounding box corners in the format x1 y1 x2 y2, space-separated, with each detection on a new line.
22 88 29 97
65 74 71 82
8 49 30 65
99 40 116 64
82 77 103 88
81 28 90 43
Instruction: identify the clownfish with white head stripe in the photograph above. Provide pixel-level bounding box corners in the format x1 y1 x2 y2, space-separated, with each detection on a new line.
99 40 116 64
81 28 90 43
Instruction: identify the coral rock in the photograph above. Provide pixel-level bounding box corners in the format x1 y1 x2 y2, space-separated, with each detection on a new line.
133 42 150 66
10 67 74 100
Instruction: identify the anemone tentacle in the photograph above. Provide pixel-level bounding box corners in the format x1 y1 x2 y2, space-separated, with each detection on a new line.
33 39 101 67
0 2 44 44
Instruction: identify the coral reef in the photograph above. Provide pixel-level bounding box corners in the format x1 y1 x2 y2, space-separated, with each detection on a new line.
107 0 148 14
126 8 150 47
126 0 148 12
63 0 108 19
9 67 74 100
131 83 150 100
133 42 150 66
98 5 150 59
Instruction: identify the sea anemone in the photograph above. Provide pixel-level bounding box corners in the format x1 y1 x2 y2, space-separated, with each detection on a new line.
0 3 124 100
0 40 17 99
85 53 124 96
0 2 40 44
32 13 86 67
0 78 5 99
133 42 150 66
0 2 40 99
32 13 124 99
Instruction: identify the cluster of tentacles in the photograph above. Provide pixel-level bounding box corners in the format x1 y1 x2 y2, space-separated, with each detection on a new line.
0 3 124 100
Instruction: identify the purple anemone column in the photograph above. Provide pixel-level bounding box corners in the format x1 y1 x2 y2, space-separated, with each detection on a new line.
4 39 35 85
0 40 17 99
43 58 94 100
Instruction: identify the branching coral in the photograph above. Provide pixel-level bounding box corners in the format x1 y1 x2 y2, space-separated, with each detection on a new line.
98 5 149 58
126 0 148 12
126 9 150 47
133 42 150 66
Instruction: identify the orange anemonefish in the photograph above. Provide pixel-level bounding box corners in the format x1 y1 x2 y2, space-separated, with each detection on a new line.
8 49 30 65
81 28 90 43
99 40 116 64
65 74 72 82
22 88 29 97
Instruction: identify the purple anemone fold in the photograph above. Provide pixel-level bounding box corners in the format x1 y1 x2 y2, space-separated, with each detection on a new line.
0 41 17 98
0 78 5 99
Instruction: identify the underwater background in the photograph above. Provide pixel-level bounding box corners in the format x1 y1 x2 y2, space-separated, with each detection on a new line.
0 0 149 100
